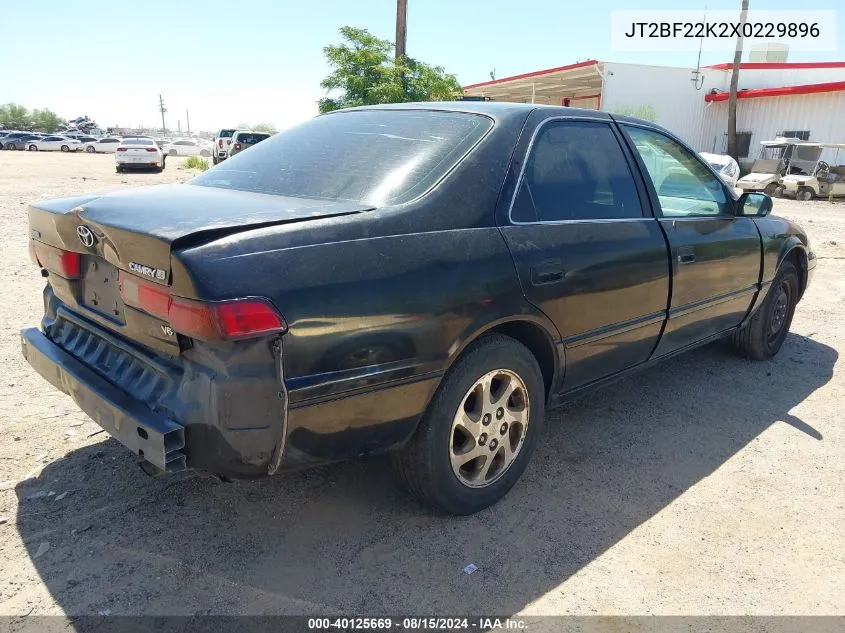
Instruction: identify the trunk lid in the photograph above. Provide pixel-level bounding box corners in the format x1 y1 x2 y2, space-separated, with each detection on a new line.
29 184 373 286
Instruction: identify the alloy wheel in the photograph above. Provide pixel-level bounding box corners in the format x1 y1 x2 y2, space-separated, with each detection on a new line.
449 369 529 488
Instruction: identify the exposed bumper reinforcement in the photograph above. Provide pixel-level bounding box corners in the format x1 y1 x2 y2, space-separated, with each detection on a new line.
20 327 186 472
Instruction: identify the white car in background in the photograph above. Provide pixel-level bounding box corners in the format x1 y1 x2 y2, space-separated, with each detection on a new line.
83 137 122 153
27 136 83 152
161 138 211 157
700 152 741 188
114 137 165 173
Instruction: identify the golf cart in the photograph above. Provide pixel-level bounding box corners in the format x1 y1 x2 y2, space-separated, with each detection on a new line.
777 143 845 201
736 138 821 195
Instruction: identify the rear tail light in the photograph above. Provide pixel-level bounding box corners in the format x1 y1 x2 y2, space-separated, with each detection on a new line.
31 242 81 279
218 139 223 147
145 148 158 152
234 143 241 150
116 147 127 152
118 271 286 341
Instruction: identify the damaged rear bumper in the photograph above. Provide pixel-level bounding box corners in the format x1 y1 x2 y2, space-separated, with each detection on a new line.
21 327 187 472
20 292 288 478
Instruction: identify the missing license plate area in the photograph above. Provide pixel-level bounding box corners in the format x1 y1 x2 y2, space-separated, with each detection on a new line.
80 256 126 324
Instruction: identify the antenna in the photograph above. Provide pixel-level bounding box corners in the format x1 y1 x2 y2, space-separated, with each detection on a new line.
691 0 707 90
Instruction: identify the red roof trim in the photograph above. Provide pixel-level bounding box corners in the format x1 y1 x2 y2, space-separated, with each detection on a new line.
464 60 599 90
704 80 845 102
705 61 845 71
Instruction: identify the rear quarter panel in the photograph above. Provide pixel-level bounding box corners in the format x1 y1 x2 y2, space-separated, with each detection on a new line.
182 227 526 401
177 225 537 468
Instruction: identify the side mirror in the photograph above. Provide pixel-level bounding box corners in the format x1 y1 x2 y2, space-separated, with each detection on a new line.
738 191 773 217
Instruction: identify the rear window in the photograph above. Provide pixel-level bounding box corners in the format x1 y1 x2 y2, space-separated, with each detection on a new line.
193 110 492 205
234 133 270 144
218 129 235 138
122 138 155 146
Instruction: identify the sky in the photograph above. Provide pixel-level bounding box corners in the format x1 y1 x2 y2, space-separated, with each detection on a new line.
1 0 842 132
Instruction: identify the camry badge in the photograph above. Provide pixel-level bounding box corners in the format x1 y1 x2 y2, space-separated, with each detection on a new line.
129 261 167 281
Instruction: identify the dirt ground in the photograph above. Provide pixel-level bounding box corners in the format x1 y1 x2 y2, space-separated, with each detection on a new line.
0 151 843 619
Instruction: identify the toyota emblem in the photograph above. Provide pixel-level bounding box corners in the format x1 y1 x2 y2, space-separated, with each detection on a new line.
76 225 95 248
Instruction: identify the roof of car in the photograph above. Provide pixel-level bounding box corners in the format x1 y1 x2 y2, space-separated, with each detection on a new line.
337 101 611 119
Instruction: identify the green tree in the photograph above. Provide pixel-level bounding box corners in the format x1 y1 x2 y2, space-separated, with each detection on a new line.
318 26 462 113
251 122 277 134
236 122 277 133
610 103 658 123
0 103 66 132
30 108 66 133
0 103 32 129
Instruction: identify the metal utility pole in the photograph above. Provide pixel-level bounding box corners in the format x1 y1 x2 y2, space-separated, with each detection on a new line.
395 0 407 59
158 94 167 133
186 109 190 134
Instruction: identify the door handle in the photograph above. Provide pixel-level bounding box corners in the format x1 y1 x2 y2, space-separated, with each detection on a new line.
530 262 565 285
676 247 696 264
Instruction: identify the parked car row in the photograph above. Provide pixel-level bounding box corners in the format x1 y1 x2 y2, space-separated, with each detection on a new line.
0 130 213 158
0 132 47 150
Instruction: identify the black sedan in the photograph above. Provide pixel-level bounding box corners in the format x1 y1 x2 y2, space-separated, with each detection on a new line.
21 102 814 514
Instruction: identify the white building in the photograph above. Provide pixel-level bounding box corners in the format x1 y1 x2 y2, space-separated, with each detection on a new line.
463 60 845 166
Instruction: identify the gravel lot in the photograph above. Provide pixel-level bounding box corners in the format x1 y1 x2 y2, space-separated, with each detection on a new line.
0 151 843 619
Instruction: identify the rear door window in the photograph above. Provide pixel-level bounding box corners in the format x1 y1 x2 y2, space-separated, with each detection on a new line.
194 110 493 205
235 133 270 144
511 120 644 223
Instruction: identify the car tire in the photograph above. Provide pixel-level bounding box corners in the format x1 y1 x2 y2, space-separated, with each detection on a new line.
86 146 95 153
731 261 799 361
797 187 814 202
391 333 545 515
763 183 778 196
212 156 219 165
28 144 37 151
772 186 784 198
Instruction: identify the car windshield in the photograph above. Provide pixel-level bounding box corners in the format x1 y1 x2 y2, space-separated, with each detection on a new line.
121 138 155 146
219 130 235 138
193 110 492 206
235 133 270 144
